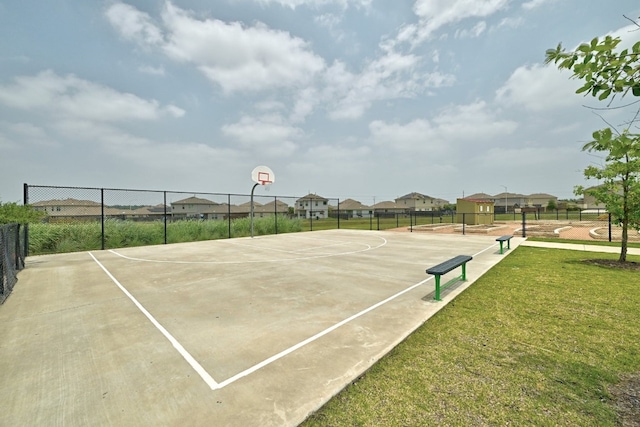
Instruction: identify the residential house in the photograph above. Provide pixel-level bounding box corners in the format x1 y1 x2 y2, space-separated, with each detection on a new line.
128 204 171 221
253 200 290 217
171 196 219 219
525 193 559 210
31 198 123 221
338 199 372 219
295 194 329 219
395 192 437 212
371 201 405 216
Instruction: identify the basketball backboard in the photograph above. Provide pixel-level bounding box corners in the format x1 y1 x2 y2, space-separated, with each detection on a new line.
251 165 275 186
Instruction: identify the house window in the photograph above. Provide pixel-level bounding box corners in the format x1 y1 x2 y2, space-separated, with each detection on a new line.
480 205 484 212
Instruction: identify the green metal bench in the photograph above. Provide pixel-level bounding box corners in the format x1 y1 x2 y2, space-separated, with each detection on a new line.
496 235 513 254
426 255 473 301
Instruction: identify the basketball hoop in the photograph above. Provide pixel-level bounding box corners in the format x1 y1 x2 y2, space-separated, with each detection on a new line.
250 166 275 237
253 167 275 187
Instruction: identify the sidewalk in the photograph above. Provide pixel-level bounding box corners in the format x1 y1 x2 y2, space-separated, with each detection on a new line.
521 240 640 256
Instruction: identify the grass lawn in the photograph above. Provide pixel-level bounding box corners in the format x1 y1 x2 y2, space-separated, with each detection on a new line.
301 246 640 426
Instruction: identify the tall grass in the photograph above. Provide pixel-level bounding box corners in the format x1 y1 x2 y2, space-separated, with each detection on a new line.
28 215 302 255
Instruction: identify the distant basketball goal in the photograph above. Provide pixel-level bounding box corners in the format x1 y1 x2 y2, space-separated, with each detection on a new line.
251 166 275 187
250 166 275 237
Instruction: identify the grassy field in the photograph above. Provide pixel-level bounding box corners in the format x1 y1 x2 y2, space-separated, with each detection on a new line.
301 246 640 426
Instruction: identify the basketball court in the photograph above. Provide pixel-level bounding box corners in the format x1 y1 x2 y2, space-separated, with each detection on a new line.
0 229 524 426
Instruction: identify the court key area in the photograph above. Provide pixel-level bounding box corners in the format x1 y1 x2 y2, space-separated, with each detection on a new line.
0 229 523 426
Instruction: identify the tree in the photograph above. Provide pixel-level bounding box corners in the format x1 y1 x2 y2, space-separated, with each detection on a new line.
546 199 557 211
545 33 640 103
0 201 46 225
574 128 640 262
546 21 640 263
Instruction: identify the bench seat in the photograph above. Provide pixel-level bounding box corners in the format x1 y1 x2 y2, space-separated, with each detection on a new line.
426 255 473 276
426 255 473 301
496 235 513 254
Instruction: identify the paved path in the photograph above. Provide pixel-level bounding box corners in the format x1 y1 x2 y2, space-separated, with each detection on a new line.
521 240 640 255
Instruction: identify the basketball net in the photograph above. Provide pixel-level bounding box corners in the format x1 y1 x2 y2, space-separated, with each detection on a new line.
261 181 272 192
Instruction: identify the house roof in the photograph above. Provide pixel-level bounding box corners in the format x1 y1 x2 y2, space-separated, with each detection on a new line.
465 193 493 200
254 200 289 213
459 198 494 204
172 196 218 205
396 192 432 200
372 201 402 209
32 198 101 207
339 198 370 210
296 193 328 202
527 193 557 198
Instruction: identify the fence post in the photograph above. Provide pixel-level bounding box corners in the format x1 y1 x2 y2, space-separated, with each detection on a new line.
337 200 341 230
227 194 231 238
101 188 105 250
462 213 466 235
164 191 168 244
23 183 29 257
609 212 612 242
410 212 413 232
274 196 278 235
521 211 527 238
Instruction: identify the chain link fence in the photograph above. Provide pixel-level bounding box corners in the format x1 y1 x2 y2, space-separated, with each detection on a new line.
22 184 629 257
0 223 26 304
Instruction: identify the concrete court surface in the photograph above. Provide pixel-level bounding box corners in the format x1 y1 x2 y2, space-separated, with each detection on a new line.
0 229 524 426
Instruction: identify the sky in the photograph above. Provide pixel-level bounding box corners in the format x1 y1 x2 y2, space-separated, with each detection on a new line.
1 0 640 206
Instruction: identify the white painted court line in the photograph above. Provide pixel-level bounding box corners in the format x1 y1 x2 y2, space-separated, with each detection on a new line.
107 235 388 265
90 239 499 391
213 242 500 389
88 252 220 391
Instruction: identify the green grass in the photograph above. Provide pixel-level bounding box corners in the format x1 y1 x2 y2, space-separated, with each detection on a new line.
302 247 640 426
300 215 453 231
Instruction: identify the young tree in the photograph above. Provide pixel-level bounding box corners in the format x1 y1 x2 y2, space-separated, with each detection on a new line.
546 22 640 263
574 128 640 262
545 34 640 103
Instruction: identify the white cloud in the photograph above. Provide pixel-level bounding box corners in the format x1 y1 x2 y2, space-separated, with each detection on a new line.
253 0 371 9
455 21 487 38
0 70 184 121
522 0 556 11
495 64 582 112
370 101 518 153
138 65 166 76
105 2 164 47
408 0 509 45
0 121 55 149
324 52 454 120
221 114 301 156
107 2 326 93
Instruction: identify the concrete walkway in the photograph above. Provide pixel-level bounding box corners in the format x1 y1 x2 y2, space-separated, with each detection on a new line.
521 240 640 255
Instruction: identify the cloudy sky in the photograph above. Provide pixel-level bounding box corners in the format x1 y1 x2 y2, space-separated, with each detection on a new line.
1 0 639 205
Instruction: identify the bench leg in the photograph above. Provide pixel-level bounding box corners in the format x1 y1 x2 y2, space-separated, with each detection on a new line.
498 241 504 254
461 262 467 281
507 239 511 250
434 275 441 301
